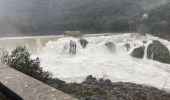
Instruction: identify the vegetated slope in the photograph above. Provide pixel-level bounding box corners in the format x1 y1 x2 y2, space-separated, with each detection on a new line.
52 0 170 35
52 0 144 32
0 0 170 37
26 0 170 37
148 3 170 39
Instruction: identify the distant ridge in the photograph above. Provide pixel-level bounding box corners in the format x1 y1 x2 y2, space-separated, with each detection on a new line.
0 0 170 38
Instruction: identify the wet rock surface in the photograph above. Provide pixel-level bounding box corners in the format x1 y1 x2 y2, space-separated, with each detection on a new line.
124 43 131 51
69 40 77 55
143 41 147 44
105 42 116 53
131 46 145 58
147 40 170 64
79 39 88 48
48 75 170 100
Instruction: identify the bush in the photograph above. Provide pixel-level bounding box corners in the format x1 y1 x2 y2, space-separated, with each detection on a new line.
1 46 52 83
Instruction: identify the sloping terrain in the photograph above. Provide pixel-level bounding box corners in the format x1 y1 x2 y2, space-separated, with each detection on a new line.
0 0 170 37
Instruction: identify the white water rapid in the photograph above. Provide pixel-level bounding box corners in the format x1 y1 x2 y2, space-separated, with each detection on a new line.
1 33 170 91
33 33 170 91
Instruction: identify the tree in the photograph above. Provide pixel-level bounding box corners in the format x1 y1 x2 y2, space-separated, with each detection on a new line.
110 18 129 32
1 46 52 82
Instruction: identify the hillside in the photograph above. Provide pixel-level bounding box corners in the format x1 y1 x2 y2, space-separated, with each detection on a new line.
148 3 170 39
0 0 170 37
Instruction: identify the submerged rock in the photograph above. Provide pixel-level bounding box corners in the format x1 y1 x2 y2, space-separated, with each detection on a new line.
131 46 145 58
124 43 131 51
143 41 147 44
79 39 88 48
105 42 116 53
147 40 170 64
69 40 77 55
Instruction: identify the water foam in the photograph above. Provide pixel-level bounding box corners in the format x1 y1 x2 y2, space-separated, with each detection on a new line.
35 33 170 91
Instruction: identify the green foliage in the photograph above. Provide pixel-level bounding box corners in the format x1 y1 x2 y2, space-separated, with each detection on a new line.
110 18 130 32
10 0 144 34
147 3 170 39
1 46 52 82
1 0 170 37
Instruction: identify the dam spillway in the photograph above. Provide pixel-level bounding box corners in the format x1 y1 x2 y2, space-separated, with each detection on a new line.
0 35 63 54
0 33 116 54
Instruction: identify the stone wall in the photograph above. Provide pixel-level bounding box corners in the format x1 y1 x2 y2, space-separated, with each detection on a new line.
0 63 77 100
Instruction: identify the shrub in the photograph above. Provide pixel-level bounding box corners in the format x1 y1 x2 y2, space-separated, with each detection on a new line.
1 46 52 83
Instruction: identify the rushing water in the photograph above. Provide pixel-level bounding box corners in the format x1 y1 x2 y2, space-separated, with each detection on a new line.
0 35 63 54
1 33 170 91
33 33 170 91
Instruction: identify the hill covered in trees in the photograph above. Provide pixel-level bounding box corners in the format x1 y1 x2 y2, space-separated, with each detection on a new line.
147 2 170 39
0 0 170 38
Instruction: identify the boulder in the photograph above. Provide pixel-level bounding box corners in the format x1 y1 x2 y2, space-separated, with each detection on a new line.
83 75 97 85
131 46 145 58
143 41 147 44
147 40 170 64
105 42 116 53
79 39 88 48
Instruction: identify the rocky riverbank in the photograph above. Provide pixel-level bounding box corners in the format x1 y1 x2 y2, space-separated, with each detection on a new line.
48 75 170 100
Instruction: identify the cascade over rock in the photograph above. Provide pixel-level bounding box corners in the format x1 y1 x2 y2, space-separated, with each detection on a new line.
8 33 170 91
124 43 131 51
69 40 77 55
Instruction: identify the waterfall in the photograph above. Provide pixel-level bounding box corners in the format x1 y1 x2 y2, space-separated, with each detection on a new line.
151 53 154 60
143 44 148 60
37 34 170 92
0 36 60 54
143 40 153 60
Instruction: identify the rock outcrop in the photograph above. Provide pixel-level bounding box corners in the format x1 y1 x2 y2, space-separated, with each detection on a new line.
79 39 88 48
49 75 170 100
105 42 116 53
147 40 170 64
124 43 131 51
131 46 145 58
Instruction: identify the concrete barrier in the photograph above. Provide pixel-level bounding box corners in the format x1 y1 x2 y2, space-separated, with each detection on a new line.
0 63 77 100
